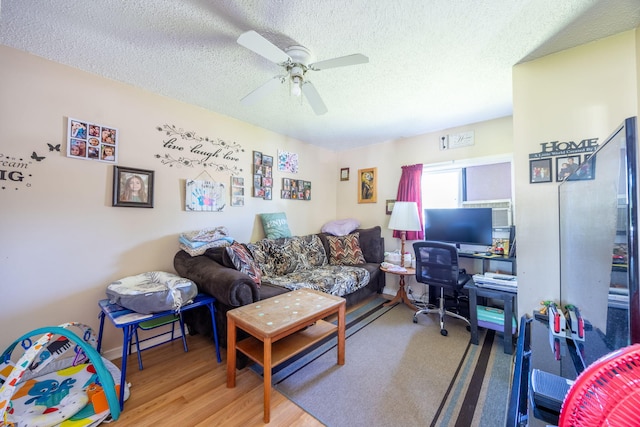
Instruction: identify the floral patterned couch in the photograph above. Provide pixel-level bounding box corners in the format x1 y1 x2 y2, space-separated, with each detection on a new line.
173 226 386 345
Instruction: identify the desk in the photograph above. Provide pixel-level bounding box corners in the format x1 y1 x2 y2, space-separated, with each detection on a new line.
381 266 418 311
465 281 516 354
458 252 516 275
97 293 221 409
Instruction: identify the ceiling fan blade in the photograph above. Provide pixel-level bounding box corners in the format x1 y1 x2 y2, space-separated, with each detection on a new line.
309 53 369 70
301 81 328 115
237 31 291 65
240 75 284 105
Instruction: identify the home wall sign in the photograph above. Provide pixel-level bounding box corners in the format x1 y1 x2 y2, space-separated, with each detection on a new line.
528 137 599 184
528 137 599 159
155 124 243 175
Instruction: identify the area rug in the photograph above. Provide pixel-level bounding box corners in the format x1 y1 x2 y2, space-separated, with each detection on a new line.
273 303 513 427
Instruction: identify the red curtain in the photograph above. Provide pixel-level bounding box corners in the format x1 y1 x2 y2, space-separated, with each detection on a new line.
393 163 424 240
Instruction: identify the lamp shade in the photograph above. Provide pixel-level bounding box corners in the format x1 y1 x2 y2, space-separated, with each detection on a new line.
388 201 422 232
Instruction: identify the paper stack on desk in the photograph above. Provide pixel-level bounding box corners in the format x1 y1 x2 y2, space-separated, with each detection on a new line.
473 272 518 292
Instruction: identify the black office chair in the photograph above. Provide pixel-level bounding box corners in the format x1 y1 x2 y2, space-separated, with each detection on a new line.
412 241 471 336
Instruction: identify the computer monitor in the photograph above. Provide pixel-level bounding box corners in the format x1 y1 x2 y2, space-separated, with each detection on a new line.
424 208 493 247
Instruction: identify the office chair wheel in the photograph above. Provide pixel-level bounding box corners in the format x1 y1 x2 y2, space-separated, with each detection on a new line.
441 329 448 336
466 325 471 332
412 316 418 324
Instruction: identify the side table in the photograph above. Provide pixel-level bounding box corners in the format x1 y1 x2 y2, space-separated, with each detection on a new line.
382 266 418 311
464 281 517 354
97 293 221 409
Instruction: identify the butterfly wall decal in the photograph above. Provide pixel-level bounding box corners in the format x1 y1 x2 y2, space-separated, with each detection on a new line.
31 152 45 162
47 143 61 152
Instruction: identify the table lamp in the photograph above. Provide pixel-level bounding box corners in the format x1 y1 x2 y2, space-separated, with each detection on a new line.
388 201 422 267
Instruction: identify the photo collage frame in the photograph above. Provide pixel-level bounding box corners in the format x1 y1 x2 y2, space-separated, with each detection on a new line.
67 117 118 163
529 153 596 183
252 151 273 200
230 176 245 207
281 178 311 200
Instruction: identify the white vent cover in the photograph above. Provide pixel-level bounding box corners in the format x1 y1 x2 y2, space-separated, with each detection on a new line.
462 199 512 228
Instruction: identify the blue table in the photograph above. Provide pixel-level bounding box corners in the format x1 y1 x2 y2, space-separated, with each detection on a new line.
97 293 221 409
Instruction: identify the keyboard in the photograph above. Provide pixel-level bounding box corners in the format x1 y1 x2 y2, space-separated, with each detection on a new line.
458 249 476 255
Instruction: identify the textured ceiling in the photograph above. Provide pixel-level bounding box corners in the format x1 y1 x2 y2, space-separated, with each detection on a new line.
1 0 639 151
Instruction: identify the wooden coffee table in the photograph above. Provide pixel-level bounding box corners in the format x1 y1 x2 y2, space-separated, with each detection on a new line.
226 289 346 423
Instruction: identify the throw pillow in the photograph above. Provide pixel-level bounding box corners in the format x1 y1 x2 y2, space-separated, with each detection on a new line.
326 232 366 265
226 242 262 286
354 226 383 263
321 218 361 236
260 212 292 239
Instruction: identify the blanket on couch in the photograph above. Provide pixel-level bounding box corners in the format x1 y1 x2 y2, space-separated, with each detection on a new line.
247 234 371 296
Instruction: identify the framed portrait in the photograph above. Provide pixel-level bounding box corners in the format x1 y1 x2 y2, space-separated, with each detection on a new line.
529 159 552 184
556 155 581 182
358 167 377 203
340 167 350 181
112 166 154 208
567 154 596 181
386 199 396 215
303 181 311 200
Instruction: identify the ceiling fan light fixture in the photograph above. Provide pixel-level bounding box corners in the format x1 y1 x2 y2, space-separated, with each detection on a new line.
291 76 302 97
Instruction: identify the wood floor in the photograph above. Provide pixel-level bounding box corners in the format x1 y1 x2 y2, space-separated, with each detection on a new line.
110 334 322 426
109 295 386 426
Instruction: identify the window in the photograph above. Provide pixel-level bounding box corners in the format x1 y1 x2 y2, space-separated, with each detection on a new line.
422 169 461 208
422 157 513 210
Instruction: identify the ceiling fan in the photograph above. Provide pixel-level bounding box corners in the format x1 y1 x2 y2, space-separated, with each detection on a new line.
237 30 369 115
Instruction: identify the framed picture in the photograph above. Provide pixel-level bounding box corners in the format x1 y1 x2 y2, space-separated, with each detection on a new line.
67 117 118 163
253 151 263 175
386 199 396 215
358 167 377 203
185 179 226 212
303 181 311 200
529 159 552 184
230 176 244 207
556 155 581 182
112 166 154 208
340 167 350 181
567 154 596 181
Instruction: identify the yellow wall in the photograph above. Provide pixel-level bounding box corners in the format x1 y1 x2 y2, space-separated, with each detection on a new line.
0 45 338 353
336 117 514 296
2 26 638 356
513 30 639 318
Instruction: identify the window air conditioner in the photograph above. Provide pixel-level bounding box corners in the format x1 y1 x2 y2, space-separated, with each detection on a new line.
462 199 512 228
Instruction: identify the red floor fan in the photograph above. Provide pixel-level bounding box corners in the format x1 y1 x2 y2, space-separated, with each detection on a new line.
559 343 640 426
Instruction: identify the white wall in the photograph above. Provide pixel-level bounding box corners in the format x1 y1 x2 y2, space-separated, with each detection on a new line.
0 45 337 353
513 30 639 319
